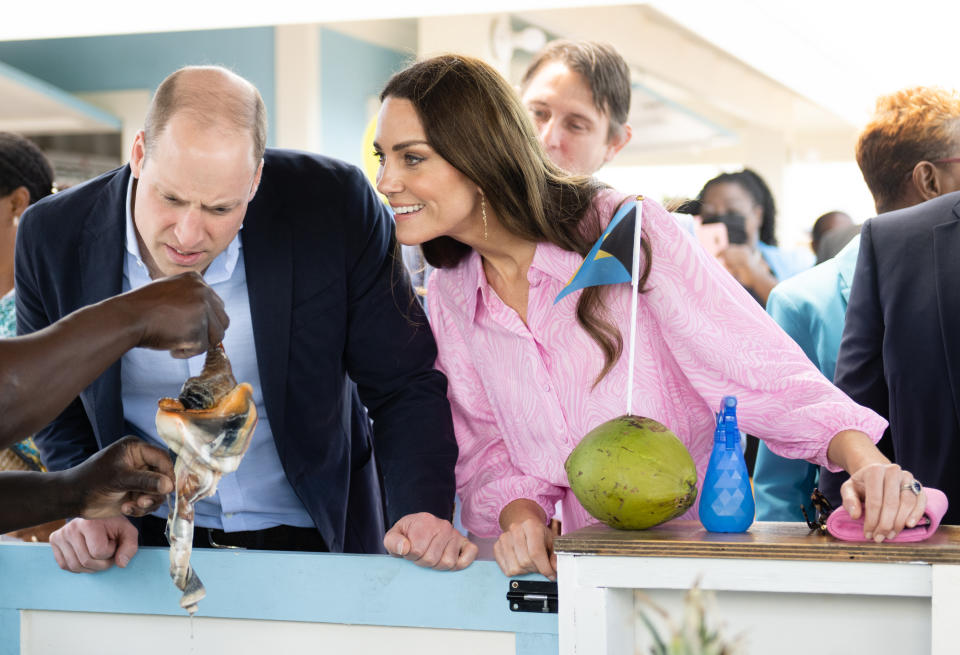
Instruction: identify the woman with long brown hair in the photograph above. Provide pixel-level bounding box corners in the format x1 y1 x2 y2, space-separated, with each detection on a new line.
374 55 926 580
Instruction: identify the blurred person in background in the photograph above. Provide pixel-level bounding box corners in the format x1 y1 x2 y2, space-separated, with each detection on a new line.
815 222 861 264
520 40 633 176
696 168 813 474
696 168 813 307
0 132 59 541
811 210 854 264
754 86 960 521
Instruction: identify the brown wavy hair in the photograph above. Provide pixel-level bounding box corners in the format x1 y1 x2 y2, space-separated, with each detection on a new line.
380 54 651 382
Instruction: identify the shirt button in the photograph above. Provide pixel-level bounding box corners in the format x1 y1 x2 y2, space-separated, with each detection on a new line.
225 513 235 519
544 384 551 392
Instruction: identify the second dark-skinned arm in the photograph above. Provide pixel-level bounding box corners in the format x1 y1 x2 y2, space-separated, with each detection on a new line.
0 436 175 534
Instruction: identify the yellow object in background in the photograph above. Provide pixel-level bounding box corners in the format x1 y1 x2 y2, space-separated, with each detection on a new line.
361 113 386 203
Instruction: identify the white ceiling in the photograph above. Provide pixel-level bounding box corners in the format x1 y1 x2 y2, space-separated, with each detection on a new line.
6 0 957 129
2 0 957 158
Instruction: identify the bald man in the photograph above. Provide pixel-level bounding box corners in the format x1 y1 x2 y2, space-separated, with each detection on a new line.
17 66 474 573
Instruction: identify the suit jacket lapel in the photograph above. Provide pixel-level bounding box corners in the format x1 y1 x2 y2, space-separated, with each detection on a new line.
78 167 129 446
242 178 292 443
933 200 960 426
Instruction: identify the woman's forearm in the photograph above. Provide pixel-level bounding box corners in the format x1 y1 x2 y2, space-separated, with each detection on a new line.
826 429 890 474
499 498 549 531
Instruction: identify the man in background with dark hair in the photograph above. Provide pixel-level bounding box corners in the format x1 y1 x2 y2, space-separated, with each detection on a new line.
520 40 633 176
810 210 854 264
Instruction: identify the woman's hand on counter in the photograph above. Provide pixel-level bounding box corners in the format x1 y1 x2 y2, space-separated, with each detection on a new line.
384 512 477 571
495 499 556 581
841 462 927 542
828 429 928 542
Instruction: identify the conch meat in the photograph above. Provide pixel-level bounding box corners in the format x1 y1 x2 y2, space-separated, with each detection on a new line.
155 344 258 614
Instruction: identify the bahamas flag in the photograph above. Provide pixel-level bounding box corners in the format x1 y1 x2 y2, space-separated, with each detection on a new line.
554 197 642 304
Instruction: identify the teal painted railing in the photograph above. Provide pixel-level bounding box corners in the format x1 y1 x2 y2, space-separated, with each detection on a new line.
0 543 557 654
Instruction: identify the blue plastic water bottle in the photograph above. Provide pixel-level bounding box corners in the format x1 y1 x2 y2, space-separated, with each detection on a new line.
699 396 755 532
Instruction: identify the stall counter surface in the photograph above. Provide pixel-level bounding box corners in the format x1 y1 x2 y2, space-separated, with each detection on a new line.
555 520 960 655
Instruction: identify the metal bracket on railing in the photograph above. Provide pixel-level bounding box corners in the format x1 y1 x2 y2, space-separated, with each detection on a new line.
507 579 558 613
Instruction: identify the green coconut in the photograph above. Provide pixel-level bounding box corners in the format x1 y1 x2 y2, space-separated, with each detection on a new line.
565 415 698 530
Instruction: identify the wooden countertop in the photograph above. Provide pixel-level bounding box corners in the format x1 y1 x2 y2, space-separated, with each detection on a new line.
554 521 960 564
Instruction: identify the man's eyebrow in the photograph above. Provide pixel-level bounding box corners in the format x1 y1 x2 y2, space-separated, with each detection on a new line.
201 200 240 210
565 112 596 125
155 183 238 209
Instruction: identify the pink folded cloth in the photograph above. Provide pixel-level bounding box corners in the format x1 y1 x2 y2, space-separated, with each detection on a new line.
826 487 948 542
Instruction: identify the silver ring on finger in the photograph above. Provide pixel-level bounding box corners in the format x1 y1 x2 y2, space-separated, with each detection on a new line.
900 480 922 496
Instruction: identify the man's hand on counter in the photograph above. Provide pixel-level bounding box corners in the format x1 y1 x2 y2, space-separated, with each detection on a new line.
384 512 478 571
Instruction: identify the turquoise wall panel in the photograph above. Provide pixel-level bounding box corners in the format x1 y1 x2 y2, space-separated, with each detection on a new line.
320 28 408 167
0 28 275 143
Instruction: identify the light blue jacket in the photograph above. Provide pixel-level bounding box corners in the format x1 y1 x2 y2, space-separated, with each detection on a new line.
753 235 860 521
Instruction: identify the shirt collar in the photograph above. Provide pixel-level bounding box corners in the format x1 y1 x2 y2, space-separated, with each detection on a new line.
531 241 583 287
124 172 242 286
458 242 584 323
460 250 485 324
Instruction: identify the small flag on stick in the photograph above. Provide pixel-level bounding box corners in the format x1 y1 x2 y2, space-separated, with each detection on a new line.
554 196 645 416
554 198 643 304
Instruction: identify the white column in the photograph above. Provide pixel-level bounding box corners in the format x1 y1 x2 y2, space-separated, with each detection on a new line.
558 554 634 655
76 89 151 160
417 15 497 69
274 24 321 152
931 564 960 655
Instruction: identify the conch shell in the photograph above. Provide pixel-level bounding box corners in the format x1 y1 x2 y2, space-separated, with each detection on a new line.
155 344 257 614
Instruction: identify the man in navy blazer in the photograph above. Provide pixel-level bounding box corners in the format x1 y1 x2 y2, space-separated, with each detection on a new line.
16 66 476 571
834 189 960 524
753 86 960 524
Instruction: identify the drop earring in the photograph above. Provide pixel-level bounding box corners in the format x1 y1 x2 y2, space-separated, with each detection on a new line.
481 193 488 241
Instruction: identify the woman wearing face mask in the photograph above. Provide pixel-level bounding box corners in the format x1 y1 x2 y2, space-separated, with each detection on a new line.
374 55 925 580
696 169 812 306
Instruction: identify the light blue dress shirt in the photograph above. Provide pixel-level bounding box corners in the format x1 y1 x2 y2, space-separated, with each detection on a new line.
753 235 860 521
120 176 314 531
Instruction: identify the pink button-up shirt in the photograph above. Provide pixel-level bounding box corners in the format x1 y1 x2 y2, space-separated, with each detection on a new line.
428 191 887 537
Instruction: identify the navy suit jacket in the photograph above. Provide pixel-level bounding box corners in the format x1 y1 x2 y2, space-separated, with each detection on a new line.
15 149 458 552
830 190 960 523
